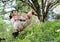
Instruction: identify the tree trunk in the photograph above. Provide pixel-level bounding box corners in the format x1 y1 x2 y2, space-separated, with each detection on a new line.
31 0 41 21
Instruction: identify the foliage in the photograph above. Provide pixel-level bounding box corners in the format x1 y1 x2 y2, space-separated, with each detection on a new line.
14 0 31 14
0 0 60 21
0 18 7 32
0 0 60 42
19 0 60 22
0 21 60 42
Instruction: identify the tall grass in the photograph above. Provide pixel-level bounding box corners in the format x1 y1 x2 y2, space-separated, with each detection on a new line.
0 20 60 42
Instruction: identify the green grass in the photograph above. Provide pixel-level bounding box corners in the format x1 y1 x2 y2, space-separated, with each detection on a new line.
0 21 60 42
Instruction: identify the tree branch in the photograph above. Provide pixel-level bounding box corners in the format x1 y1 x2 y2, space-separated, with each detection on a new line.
49 0 60 9
50 3 60 11
19 0 35 10
31 0 41 20
19 0 41 21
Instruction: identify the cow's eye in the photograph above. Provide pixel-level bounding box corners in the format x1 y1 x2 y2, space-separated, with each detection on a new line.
19 19 26 21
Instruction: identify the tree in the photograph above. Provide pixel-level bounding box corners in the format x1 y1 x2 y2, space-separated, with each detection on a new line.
0 0 60 22
19 0 60 22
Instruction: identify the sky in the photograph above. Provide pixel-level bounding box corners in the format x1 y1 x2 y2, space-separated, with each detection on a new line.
53 5 60 14
0 0 16 12
4 0 16 12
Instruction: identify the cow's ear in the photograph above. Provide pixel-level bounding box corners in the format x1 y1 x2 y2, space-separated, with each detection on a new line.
27 9 35 19
9 15 12 19
27 9 35 15
31 9 35 15
9 13 13 19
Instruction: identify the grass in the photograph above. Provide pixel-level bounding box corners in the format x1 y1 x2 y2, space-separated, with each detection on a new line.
0 20 60 42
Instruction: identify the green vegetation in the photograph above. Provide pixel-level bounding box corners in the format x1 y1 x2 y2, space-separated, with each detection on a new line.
0 21 60 42
0 0 60 42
